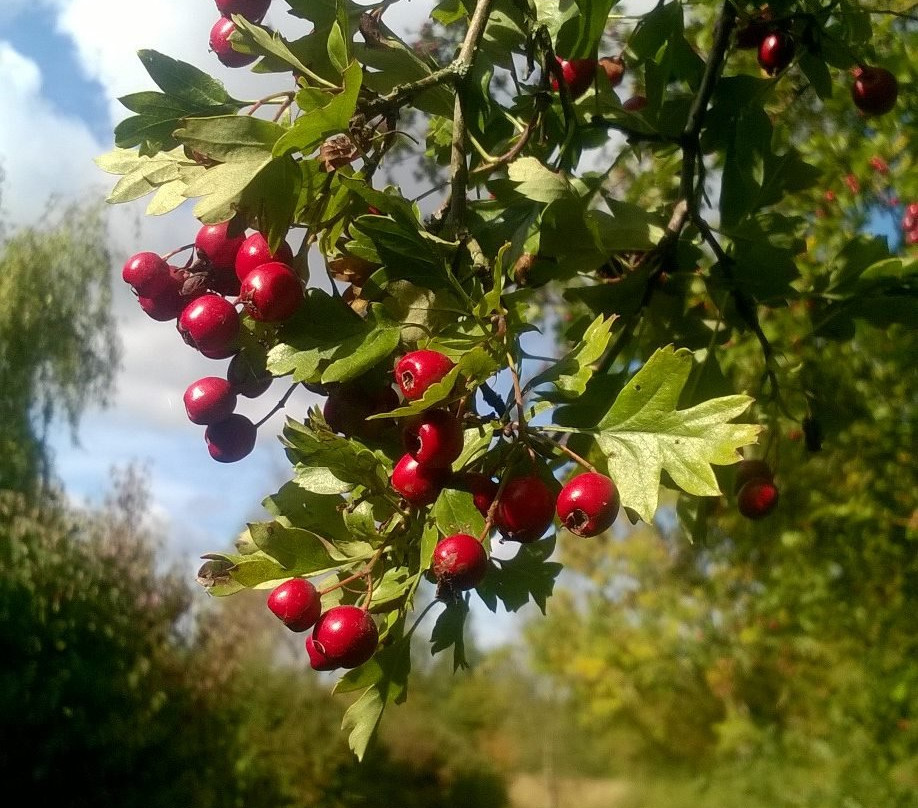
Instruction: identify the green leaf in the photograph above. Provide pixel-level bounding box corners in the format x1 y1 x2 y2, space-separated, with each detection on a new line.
430 599 470 670
528 315 616 396
138 49 242 108
245 521 343 573
174 115 283 162
321 309 401 384
433 488 486 538
367 366 461 419
341 685 385 760
507 158 576 204
262 482 353 545
327 20 349 74
477 538 562 615
596 346 761 522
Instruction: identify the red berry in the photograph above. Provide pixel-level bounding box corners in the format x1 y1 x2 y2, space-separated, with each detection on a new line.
122 252 170 297
907 203 918 218
495 475 556 543
305 635 336 671
403 409 464 468
215 0 271 23
138 290 184 321
227 353 273 398
267 579 322 632
196 221 246 270
622 95 648 112
851 66 898 116
737 478 779 519
184 377 237 425
733 459 774 494
598 56 625 87
550 56 596 98
395 350 455 400
204 413 257 462
757 32 795 75
464 473 498 517
235 233 294 282
556 472 620 537
869 155 889 174
178 294 240 353
209 18 257 68
391 454 448 506
432 534 488 592
735 18 771 49
310 605 378 669
238 262 303 321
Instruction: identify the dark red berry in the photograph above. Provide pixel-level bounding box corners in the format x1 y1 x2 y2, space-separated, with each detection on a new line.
550 56 596 98
209 18 257 68
403 409 464 469
432 534 488 591
267 579 322 632
138 290 184 321
598 56 625 87
310 605 378 669
495 475 556 543
215 0 271 23
305 635 336 671
735 18 771 49
622 94 648 112
737 478 779 519
464 473 498 517
733 459 774 494
196 221 246 269
178 294 240 353
122 252 170 297
395 350 455 401
235 233 294 282
238 262 303 321
227 353 273 398
851 66 898 116
556 472 620 537
391 454 448 506
204 413 257 462
183 377 237 425
757 32 795 75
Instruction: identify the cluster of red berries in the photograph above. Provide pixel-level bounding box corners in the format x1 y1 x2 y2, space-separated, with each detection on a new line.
734 459 779 520
209 0 270 68
121 221 301 461
902 202 918 247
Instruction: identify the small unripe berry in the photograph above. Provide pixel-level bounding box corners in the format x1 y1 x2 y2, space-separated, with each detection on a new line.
395 350 455 400
432 534 488 592
403 409 464 469
556 472 620 537
204 413 257 462
267 579 322 632
495 475 556 543
209 18 257 68
239 262 303 321
391 454 448 506
737 478 779 519
310 605 378 669
183 376 237 425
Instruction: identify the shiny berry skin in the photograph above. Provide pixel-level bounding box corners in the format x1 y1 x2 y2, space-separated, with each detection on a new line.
757 32 795 75
183 377 237 425
215 0 271 22
178 294 240 353
239 262 303 321
305 635 336 671
599 56 625 87
204 413 257 462
122 252 170 297
196 221 246 270
267 579 322 632
235 233 294 282
737 478 779 519
209 18 257 68
403 409 464 469
851 66 898 116
310 606 378 669
395 350 455 400
391 454 448 506
464 473 499 517
735 18 771 49
550 56 596 99
495 475 556 543
432 534 488 592
227 353 273 398
556 472 620 537
138 290 185 321
733 459 774 494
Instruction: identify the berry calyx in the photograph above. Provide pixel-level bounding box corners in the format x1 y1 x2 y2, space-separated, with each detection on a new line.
204 413 257 462
395 350 455 400
209 18 257 68
851 66 898 116
432 534 488 592
495 475 556 543
215 0 271 23
238 262 303 321
235 232 294 282
178 294 240 353
556 472 620 537
391 454 448 506
733 458 774 494
403 409 464 469
267 578 322 632
310 605 379 669
737 478 779 520
757 32 795 75
550 56 596 99
122 252 170 297
183 376 238 425
195 221 246 270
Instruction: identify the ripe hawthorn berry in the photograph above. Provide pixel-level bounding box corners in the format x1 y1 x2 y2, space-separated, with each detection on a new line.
432 533 488 592
267 578 322 632
737 478 779 520
391 454 448 506
310 605 378 669
238 262 303 321
622 95 648 112
204 413 257 462
757 32 795 75
235 232 294 282
178 294 240 354
215 0 271 23
556 471 620 537
464 473 499 517
209 18 257 68
183 376 238 425
403 409 464 469
395 350 455 400
733 458 774 494
495 475 556 543
305 635 336 671
851 66 898 116
122 252 170 297
196 222 246 269
550 56 596 98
